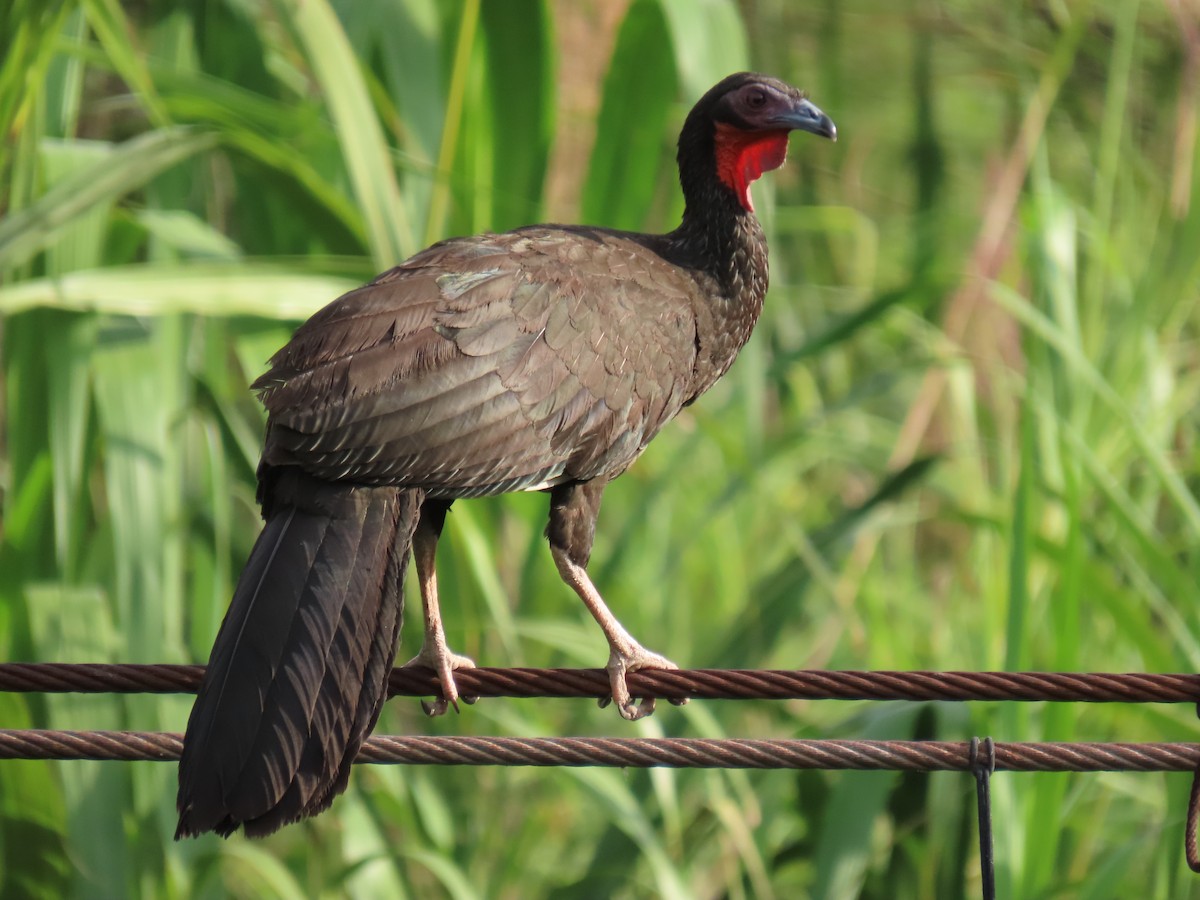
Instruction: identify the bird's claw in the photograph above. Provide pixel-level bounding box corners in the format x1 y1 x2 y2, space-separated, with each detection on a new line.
604 644 685 721
402 644 477 717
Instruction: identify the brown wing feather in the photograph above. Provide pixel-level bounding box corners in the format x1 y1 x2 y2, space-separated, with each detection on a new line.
257 228 701 496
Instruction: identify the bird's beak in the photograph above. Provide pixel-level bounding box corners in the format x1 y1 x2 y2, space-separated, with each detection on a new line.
771 98 837 142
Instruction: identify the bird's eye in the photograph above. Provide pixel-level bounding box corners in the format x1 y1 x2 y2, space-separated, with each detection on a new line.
745 89 767 108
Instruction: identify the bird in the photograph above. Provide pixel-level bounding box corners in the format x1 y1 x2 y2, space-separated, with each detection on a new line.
175 71 836 838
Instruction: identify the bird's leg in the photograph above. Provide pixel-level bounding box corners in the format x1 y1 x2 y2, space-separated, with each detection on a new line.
547 481 683 721
401 500 476 716
551 547 680 720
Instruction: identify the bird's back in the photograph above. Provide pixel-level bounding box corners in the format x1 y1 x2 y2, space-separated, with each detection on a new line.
256 226 710 498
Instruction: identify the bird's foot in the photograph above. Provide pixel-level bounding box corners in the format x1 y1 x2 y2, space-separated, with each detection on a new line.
402 641 477 717
600 641 687 721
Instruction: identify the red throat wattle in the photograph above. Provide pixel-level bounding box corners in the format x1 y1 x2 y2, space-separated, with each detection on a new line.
714 123 790 213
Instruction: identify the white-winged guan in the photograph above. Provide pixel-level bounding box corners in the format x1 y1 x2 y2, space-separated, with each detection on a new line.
176 72 836 838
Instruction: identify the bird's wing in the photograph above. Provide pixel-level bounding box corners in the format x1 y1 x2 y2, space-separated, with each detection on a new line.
256 228 701 496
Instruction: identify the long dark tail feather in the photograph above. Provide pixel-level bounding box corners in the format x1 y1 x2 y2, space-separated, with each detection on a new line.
176 469 423 839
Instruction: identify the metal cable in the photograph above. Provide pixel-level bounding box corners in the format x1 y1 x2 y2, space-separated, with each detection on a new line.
2 730 1199 771
5 665 1200 889
1188 771 1200 873
970 737 997 900
2 663 1200 703
1189 703 1200 873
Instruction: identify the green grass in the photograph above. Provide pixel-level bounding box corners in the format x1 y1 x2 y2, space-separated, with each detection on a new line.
2 0 1199 897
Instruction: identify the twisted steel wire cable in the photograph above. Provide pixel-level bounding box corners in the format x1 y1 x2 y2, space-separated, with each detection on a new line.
3 663 1200 703
1 663 1198 772
2 730 1199 772
5 662 1200 880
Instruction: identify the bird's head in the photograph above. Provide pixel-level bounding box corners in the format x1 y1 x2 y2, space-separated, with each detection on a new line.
679 72 836 213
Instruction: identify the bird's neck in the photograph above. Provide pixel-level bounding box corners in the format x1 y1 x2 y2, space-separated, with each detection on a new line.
670 183 769 313
669 117 773 311
658 178 769 400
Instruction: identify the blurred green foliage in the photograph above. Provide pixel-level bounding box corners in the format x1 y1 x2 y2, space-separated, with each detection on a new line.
2 0 1199 897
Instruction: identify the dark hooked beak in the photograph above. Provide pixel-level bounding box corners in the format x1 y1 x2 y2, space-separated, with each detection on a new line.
771 98 837 141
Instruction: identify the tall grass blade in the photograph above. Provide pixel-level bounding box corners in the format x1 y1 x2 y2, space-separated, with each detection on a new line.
279 0 412 265
0 128 217 271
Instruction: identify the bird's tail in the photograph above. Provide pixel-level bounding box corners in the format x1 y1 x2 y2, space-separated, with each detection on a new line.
176 469 422 838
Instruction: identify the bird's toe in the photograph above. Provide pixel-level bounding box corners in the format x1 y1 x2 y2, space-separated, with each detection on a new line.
403 644 477 716
604 644 683 719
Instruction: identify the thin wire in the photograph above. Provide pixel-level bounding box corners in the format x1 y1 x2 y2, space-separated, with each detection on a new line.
1189 702 1200 872
971 737 997 900
1187 770 1200 873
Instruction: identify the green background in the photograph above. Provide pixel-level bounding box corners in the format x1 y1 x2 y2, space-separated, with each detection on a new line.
2 0 1199 897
